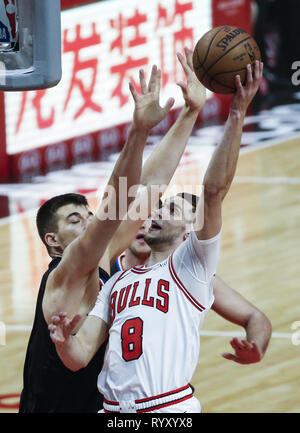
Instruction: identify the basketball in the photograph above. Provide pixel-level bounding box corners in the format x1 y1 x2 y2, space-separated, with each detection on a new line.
192 26 261 94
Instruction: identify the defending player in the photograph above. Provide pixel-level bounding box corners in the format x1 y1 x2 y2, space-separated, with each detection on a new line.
48 59 266 412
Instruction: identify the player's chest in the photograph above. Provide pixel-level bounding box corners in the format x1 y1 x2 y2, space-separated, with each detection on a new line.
109 271 172 323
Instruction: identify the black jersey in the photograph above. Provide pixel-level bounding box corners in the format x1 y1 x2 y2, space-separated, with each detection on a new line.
19 257 109 413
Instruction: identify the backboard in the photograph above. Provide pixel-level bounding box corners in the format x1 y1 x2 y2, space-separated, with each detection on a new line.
0 0 62 91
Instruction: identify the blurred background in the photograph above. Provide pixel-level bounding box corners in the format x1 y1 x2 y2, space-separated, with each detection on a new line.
0 0 299 413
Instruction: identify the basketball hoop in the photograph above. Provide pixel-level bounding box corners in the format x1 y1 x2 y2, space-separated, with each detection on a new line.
0 0 61 91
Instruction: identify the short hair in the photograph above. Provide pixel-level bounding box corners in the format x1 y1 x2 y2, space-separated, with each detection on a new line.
36 193 88 252
176 192 200 213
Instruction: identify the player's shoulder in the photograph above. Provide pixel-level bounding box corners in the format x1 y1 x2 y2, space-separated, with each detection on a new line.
104 268 132 288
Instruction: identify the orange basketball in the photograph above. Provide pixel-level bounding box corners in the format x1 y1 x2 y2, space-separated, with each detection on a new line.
192 26 261 94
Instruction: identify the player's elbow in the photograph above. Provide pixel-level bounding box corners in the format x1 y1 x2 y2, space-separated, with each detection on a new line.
246 310 273 340
203 183 226 201
68 360 88 372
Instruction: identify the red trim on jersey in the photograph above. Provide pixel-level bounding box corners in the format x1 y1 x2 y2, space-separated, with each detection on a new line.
135 383 190 403
131 266 152 274
104 398 119 406
111 269 128 288
103 384 193 413
168 254 206 312
117 254 126 271
137 393 193 413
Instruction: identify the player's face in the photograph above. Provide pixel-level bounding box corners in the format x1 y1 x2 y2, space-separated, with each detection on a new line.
145 196 194 247
54 204 94 250
128 220 151 258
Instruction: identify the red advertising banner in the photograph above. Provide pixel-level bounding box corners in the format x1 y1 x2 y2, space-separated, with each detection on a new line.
0 0 252 182
212 0 253 35
61 0 99 10
0 92 9 182
211 0 253 118
5 0 213 181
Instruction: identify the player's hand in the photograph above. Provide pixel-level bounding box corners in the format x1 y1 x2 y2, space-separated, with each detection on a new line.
230 60 263 115
176 47 206 112
129 65 175 133
222 337 262 364
48 312 82 346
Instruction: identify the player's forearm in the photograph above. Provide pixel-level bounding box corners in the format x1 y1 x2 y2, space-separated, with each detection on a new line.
110 125 148 190
141 105 199 187
55 336 89 372
74 126 148 272
203 110 244 198
244 311 272 358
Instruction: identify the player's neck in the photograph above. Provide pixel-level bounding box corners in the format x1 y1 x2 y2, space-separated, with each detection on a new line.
123 249 148 269
147 242 180 267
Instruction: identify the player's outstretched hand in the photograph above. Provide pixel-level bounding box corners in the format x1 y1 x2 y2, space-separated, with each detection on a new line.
48 312 82 346
230 60 263 115
222 337 262 364
176 47 206 113
129 65 175 133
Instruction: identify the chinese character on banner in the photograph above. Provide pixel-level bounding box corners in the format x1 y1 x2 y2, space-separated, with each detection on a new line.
16 90 55 133
63 23 102 119
156 0 194 86
110 9 148 107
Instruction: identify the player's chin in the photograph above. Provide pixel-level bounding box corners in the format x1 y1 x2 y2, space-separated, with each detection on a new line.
144 231 162 245
132 239 151 255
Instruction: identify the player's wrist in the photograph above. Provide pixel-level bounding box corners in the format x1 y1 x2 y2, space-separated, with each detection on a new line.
131 122 152 137
228 108 245 121
182 103 202 117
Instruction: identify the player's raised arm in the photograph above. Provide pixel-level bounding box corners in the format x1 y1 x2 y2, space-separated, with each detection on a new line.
140 48 206 188
212 275 272 364
44 66 174 322
62 65 174 273
195 60 263 240
106 48 206 262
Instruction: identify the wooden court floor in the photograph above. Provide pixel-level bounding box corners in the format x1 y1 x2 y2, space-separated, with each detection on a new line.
0 136 299 413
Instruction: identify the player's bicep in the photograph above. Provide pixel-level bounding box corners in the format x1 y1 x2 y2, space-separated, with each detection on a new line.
43 269 89 325
48 237 90 288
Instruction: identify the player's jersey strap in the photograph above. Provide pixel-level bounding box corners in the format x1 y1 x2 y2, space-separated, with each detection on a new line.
103 384 193 413
168 253 206 312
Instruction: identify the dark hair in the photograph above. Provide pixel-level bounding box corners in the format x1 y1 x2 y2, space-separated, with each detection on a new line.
176 193 200 213
36 193 88 252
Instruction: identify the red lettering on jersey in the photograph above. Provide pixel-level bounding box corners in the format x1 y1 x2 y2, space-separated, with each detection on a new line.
117 285 132 314
156 279 169 313
129 281 141 307
141 278 154 307
110 291 117 323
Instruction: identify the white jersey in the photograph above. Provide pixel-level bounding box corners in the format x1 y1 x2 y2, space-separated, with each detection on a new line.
90 231 221 408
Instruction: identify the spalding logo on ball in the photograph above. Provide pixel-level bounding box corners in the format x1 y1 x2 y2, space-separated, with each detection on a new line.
192 26 261 94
